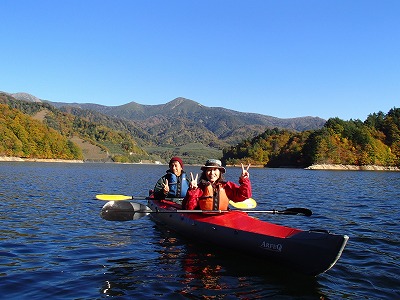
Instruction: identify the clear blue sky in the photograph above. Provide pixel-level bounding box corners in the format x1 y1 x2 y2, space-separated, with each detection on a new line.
1 0 399 121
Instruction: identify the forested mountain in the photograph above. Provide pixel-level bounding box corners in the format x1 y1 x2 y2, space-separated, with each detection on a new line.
47 96 325 131
0 103 82 160
3 91 398 168
0 93 147 162
222 108 400 167
46 97 326 148
3 92 326 164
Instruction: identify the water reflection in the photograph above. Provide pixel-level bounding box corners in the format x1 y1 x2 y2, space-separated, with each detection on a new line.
101 224 324 299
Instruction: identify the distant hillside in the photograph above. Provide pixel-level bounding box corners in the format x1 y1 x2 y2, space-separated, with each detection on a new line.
3 91 398 168
222 110 400 168
18 94 325 146
0 103 82 160
4 91 326 163
46 97 326 132
0 93 149 162
9 92 42 103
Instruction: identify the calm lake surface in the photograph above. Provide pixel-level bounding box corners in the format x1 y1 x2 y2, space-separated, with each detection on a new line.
0 162 399 299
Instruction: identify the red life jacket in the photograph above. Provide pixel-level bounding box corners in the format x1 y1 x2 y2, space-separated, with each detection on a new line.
199 183 229 211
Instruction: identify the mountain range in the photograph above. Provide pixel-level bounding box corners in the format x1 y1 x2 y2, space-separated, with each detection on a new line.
4 91 326 162
10 92 325 143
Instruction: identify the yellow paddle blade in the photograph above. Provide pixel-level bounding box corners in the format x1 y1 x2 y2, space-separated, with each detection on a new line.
96 194 133 201
229 198 257 209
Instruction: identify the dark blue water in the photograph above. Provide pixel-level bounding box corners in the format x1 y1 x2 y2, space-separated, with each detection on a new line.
0 162 399 299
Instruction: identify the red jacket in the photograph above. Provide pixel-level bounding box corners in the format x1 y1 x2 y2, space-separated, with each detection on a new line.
182 177 252 210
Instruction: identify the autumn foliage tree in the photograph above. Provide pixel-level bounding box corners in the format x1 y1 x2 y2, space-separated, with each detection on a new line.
0 104 82 159
222 108 400 168
0 94 147 162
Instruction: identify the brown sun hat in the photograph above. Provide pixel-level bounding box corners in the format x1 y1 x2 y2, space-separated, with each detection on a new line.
201 159 226 173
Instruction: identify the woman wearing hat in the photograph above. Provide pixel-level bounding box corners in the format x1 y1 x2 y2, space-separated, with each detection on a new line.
153 156 189 201
182 159 251 211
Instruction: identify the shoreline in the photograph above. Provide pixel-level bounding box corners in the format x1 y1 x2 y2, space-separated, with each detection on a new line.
1 156 399 171
0 156 84 163
305 164 399 171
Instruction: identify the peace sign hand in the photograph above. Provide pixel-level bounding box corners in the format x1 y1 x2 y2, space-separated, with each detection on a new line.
189 172 199 189
240 163 250 179
163 178 170 194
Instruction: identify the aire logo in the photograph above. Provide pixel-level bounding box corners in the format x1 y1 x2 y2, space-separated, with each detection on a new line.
260 241 283 252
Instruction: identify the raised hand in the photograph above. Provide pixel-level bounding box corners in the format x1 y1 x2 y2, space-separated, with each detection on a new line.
240 163 250 179
189 172 199 189
163 178 170 194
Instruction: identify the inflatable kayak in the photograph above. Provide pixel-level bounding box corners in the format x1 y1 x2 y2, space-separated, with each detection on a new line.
146 199 348 276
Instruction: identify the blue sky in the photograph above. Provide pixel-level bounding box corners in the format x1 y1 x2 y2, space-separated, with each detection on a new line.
1 0 399 121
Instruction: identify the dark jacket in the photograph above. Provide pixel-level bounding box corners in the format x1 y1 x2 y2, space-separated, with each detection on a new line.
153 170 189 200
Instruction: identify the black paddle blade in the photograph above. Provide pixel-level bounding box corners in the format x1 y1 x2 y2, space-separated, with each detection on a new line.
281 208 312 217
100 201 151 221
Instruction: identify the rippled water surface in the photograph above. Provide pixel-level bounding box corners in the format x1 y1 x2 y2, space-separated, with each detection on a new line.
0 162 399 299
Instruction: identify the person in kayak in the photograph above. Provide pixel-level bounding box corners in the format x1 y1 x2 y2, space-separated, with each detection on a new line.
153 156 189 201
182 159 251 210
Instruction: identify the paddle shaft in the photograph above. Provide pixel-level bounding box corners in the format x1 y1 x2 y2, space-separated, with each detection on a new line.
96 194 148 201
96 194 257 210
120 209 309 215
101 201 312 217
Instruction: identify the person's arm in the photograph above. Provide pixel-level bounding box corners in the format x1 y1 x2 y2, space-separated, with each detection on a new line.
228 163 252 202
182 188 203 209
225 177 252 202
153 176 168 199
182 172 201 209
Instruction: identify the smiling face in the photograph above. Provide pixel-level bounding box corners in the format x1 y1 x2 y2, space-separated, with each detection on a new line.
205 167 221 183
170 161 182 176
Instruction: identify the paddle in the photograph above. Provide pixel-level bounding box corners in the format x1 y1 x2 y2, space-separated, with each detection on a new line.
100 201 312 221
229 198 257 209
96 194 143 201
96 194 186 203
96 194 257 209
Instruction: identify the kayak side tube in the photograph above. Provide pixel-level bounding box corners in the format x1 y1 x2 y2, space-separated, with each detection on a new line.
148 200 348 276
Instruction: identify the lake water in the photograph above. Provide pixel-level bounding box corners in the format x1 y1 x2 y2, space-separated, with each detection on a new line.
0 162 399 299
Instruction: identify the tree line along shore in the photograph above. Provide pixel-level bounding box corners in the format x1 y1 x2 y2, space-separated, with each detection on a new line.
1 156 399 172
